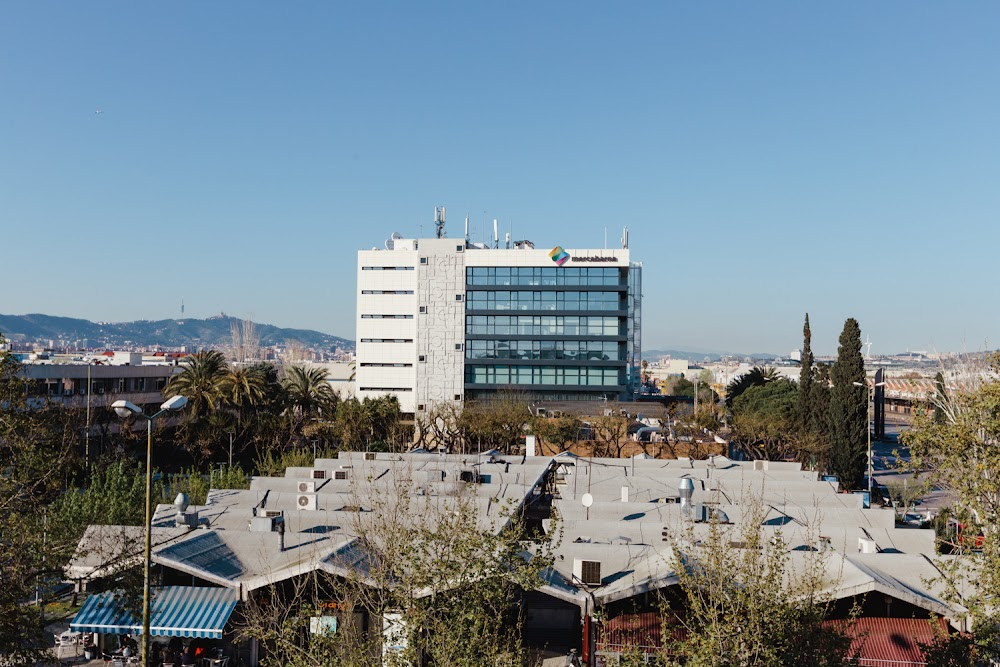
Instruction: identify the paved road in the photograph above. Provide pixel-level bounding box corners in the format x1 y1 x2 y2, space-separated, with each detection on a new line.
869 427 953 517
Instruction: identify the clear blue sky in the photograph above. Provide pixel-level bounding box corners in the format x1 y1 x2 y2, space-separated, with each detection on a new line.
2 2 998 356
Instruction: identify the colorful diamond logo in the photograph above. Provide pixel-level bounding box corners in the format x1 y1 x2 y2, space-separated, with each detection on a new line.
550 246 570 266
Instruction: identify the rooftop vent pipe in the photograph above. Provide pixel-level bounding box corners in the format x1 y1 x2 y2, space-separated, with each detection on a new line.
678 477 694 514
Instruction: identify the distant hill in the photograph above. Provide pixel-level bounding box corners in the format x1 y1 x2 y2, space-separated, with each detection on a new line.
0 313 354 352
642 348 779 363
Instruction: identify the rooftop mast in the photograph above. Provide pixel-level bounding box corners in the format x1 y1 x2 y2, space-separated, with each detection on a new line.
434 206 446 238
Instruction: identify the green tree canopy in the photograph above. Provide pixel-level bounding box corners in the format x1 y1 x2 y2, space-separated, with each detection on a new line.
902 353 1000 660
726 366 780 408
0 333 80 662
730 379 800 461
663 499 857 666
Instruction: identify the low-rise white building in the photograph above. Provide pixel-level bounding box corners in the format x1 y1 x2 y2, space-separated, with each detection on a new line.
68 452 970 666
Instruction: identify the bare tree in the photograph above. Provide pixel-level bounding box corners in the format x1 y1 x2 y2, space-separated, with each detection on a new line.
591 407 633 457
416 402 467 453
459 390 531 454
659 494 859 666
237 467 558 667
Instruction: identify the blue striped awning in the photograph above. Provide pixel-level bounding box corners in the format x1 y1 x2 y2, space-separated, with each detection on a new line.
71 586 238 639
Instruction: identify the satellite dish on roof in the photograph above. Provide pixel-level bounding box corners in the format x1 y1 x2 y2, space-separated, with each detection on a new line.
581 493 594 508
385 232 403 250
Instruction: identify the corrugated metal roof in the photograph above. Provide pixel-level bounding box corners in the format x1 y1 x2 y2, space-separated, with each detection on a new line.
824 617 949 666
596 611 686 653
597 614 950 664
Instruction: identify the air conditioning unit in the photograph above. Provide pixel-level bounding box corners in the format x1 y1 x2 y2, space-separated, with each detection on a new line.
334 470 349 480
297 494 317 511
175 510 199 529
263 510 283 518
364 452 377 461
312 469 327 480
686 503 711 523
297 481 315 494
858 537 878 554
573 559 602 586
250 515 277 532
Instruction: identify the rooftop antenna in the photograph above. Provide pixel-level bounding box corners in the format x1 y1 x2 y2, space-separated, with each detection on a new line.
464 213 470 244
505 232 511 249
621 226 629 249
493 218 499 249
435 206 446 238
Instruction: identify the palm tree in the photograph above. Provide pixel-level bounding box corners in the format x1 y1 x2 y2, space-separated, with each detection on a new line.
725 366 781 408
283 365 338 421
219 366 267 422
164 350 227 420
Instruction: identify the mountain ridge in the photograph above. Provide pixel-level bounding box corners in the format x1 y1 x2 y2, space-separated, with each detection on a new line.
0 313 353 352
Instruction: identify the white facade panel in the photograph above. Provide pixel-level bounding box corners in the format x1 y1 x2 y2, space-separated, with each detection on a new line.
357 321 415 338
355 342 415 364
356 249 418 411
465 248 629 268
359 367 416 387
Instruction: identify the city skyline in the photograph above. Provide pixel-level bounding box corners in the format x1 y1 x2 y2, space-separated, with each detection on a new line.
3 3 998 356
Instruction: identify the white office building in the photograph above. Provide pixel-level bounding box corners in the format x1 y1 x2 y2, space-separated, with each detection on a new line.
356 226 641 414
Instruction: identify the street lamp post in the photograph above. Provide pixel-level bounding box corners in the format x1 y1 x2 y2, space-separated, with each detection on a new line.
112 395 187 667
853 379 886 498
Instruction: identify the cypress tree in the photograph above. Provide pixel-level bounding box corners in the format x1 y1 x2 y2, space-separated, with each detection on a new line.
828 318 867 490
799 313 815 434
934 371 947 425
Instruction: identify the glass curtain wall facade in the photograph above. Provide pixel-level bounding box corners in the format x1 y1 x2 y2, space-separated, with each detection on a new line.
464 266 629 401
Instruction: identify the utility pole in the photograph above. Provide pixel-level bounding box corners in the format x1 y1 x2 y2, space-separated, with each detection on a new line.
85 361 91 466
854 379 886 498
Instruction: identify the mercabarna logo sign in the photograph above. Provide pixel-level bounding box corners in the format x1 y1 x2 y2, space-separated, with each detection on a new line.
549 246 570 266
